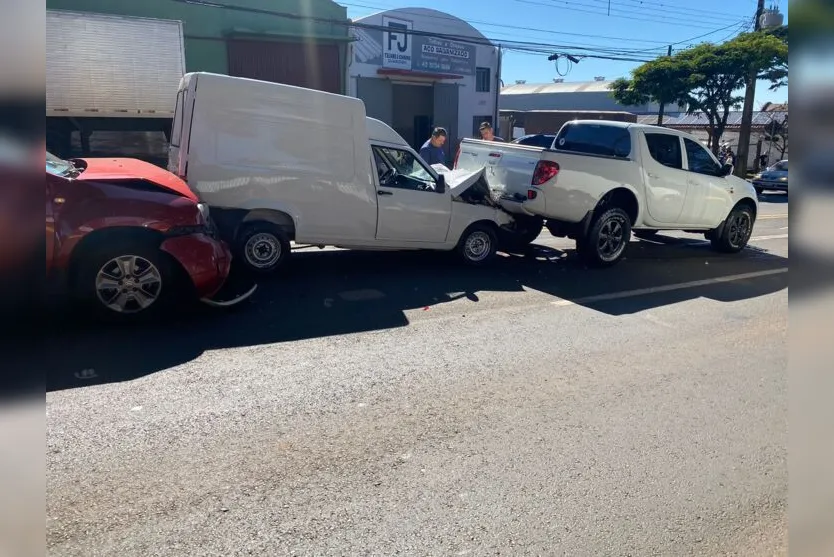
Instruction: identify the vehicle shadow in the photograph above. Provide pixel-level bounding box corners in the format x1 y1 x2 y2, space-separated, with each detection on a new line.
36 235 788 393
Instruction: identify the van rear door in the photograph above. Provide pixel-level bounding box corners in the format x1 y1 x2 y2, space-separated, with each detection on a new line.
167 74 195 179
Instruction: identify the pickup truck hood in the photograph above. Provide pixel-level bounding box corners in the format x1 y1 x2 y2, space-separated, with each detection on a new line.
75 157 199 202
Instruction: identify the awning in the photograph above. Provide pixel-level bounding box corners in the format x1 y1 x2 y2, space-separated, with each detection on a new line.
376 68 463 81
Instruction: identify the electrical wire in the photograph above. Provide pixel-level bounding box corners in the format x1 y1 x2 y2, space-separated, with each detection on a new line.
579 0 751 21
515 0 750 31
341 2 673 46
172 0 753 69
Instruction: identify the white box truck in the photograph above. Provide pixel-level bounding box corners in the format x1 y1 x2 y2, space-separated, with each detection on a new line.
168 72 515 272
46 10 186 157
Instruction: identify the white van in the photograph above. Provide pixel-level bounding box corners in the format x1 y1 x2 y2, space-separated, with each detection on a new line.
167 72 513 273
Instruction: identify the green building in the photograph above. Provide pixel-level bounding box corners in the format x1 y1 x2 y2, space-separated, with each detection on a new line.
46 0 352 94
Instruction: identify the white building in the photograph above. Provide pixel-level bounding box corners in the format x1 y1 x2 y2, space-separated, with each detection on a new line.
500 80 664 114
348 8 500 161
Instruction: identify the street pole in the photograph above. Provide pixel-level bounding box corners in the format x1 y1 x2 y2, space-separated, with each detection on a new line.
656 45 673 126
735 0 766 178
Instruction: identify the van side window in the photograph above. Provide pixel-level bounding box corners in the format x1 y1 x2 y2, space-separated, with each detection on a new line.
554 123 631 158
684 138 722 176
644 133 683 169
373 146 436 191
170 90 186 148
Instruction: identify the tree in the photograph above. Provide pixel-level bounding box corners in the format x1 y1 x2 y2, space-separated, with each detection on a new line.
610 32 787 154
609 54 690 125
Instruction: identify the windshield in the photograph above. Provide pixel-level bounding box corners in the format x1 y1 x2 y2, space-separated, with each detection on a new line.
383 148 434 182
771 161 788 172
46 151 76 177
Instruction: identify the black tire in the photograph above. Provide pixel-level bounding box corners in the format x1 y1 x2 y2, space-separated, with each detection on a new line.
710 203 755 253
457 223 498 266
754 186 764 195
236 222 291 274
500 215 544 251
633 229 659 240
73 241 179 322
576 207 632 268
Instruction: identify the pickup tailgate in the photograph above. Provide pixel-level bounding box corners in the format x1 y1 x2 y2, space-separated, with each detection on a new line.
455 139 544 200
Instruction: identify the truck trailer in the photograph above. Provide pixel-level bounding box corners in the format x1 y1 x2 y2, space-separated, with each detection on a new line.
46 10 186 158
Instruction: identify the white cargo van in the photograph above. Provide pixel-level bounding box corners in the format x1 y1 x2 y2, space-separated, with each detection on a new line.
168 72 513 273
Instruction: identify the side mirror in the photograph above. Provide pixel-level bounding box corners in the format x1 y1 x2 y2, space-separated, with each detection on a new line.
720 162 733 177
435 173 446 194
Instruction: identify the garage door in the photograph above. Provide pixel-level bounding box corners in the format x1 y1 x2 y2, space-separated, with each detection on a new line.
227 39 341 94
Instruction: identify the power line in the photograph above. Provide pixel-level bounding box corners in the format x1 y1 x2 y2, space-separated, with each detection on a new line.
343 1 753 57
515 0 750 30
342 2 672 47
581 0 752 20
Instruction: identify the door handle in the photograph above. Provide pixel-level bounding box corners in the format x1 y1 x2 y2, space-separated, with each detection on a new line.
377 190 393 196
647 172 659 179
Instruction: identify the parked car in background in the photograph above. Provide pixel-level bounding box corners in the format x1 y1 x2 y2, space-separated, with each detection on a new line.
456 120 760 267
511 134 556 149
168 72 515 273
751 159 788 195
46 151 247 321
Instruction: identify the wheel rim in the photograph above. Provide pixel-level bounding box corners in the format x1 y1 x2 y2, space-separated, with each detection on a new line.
95 255 162 314
245 232 282 269
596 215 628 262
728 211 752 248
464 231 492 262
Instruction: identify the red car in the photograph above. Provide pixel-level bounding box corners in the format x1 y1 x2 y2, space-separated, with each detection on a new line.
46 151 245 320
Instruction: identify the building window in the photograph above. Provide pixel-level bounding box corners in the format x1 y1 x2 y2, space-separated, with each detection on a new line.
473 116 493 137
476 67 491 93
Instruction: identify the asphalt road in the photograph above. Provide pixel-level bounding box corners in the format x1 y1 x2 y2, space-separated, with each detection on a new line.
43 194 788 556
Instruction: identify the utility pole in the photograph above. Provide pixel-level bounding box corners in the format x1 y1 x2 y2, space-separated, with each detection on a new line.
656 45 673 126
735 0 766 178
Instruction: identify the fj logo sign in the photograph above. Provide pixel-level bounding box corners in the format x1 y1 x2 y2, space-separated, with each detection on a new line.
382 16 412 70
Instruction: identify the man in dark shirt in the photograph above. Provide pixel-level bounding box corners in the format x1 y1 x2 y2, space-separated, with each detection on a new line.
419 127 447 165
478 121 504 142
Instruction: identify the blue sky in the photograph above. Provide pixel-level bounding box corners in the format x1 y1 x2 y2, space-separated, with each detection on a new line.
343 0 789 108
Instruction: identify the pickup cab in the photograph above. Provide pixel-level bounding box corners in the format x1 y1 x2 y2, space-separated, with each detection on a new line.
455 120 759 266
168 72 513 273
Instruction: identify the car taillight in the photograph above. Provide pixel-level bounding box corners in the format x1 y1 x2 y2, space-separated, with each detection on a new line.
453 146 461 168
532 160 559 186
527 189 537 200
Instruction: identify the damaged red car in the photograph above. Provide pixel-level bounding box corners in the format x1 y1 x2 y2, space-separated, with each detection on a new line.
46 151 253 321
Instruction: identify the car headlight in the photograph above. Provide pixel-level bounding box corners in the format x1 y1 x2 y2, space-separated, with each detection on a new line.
197 202 210 223
780 176 787 181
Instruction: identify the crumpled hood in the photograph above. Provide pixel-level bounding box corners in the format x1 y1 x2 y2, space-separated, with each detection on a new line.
431 165 492 198
75 157 198 201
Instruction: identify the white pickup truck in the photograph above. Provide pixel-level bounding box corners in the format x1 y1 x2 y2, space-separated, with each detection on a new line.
455 120 759 266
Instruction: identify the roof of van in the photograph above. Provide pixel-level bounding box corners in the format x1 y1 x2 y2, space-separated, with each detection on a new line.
366 117 409 147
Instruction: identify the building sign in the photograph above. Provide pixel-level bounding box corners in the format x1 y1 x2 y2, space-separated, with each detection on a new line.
413 36 476 76
352 16 479 76
382 16 412 70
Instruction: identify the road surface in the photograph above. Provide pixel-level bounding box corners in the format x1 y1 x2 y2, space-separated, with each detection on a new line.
42 195 789 556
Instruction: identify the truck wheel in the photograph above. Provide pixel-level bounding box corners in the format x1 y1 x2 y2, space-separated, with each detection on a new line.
577 207 632 268
500 215 544 251
633 229 659 240
74 242 178 322
458 224 498 266
236 222 291 274
710 204 755 253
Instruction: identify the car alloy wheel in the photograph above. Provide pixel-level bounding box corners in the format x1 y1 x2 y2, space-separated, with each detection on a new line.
94 254 163 313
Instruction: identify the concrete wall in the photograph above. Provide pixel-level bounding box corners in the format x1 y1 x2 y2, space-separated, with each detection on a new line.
47 0 350 76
